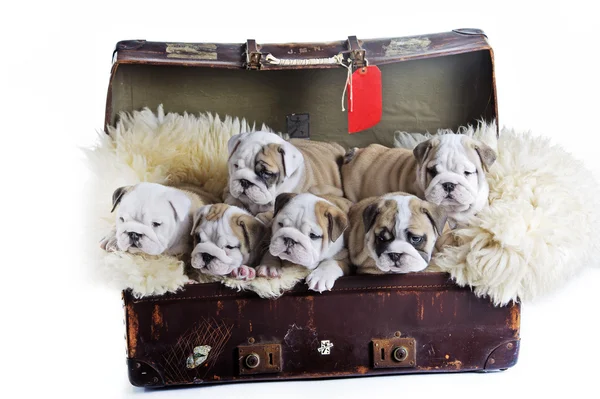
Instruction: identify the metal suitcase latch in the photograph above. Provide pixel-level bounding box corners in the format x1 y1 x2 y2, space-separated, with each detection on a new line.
347 35 366 69
245 39 262 70
238 344 282 375
371 337 416 368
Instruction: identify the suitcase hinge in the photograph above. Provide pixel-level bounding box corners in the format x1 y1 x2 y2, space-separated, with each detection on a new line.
245 39 262 70
347 35 366 69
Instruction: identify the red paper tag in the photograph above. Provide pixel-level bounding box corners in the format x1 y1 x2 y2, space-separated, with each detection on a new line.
347 65 382 134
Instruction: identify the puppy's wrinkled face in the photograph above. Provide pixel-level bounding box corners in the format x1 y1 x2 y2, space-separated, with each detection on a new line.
227 131 303 213
363 194 445 273
269 193 347 269
113 183 192 255
190 204 266 276
414 135 496 223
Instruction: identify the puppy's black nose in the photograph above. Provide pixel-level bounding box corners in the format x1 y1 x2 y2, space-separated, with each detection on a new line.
442 182 456 192
201 253 215 264
240 179 252 189
388 253 402 262
283 237 297 247
128 232 141 241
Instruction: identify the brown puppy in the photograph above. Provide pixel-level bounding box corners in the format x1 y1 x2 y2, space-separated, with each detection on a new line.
346 192 446 274
189 203 267 280
258 192 352 292
224 131 346 215
342 134 496 226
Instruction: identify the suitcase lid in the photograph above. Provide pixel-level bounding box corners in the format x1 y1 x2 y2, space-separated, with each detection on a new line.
106 29 497 148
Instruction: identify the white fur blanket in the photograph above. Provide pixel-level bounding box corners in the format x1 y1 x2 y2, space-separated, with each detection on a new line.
83 105 308 298
395 122 600 305
85 107 600 305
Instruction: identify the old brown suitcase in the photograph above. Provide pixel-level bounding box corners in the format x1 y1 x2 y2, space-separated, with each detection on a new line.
109 29 519 388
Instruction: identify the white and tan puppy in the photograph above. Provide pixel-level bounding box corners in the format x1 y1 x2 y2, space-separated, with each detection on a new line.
262 192 351 292
342 134 496 226
347 193 447 274
100 182 213 256
189 204 267 280
224 131 346 215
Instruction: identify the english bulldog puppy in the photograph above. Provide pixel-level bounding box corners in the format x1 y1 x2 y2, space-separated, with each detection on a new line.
100 182 215 256
260 192 351 292
189 204 267 280
342 134 496 226
347 192 447 274
224 131 346 215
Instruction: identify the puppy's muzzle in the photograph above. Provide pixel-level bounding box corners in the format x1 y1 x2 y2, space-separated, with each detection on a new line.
240 179 252 190
387 252 404 263
128 231 142 246
201 253 215 264
283 237 298 248
442 182 456 193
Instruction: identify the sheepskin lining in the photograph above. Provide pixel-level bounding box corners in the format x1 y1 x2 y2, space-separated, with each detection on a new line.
395 122 600 305
83 106 308 298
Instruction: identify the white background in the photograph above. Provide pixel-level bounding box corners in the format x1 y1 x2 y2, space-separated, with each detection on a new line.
1 1 599 398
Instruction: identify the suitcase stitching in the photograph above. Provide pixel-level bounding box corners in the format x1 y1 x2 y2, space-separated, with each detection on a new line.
130 284 457 303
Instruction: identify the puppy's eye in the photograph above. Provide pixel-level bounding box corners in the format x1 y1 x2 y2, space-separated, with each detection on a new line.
152 222 162 227
234 163 239 169
261 171 275 179
195 233 202 242
278 222 284 228
226 245 239 250
377 232 392 242
427 167 438 177
309 233 322 240
464 170 476 176
119 217 124 223
408 234 424 245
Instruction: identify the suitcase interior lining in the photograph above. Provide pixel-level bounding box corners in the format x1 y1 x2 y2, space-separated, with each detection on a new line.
109 50 495 148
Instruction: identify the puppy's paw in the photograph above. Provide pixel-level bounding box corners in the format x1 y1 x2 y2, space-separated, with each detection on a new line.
230 265 256 281
306 262 344 293
100 234 118 252
256 265 282 278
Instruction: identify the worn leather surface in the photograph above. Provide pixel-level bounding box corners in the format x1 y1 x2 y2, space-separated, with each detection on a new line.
124 273 520 387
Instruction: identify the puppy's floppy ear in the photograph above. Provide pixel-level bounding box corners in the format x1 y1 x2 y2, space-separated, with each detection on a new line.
413 138 436 165
166 189 192 222
278 141 304 177
274 192 297 216
236 214 267 251
326 206 348 242
421 201 447 237
191 206 210 235
227 132 246 159
472 139 497 171
111 185 133 213
362 202 381 233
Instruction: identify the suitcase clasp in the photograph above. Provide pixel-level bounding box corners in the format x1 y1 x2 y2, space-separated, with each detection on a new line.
371 336 416 369
347 35 366 69
238 343 282 375
245 39 262 70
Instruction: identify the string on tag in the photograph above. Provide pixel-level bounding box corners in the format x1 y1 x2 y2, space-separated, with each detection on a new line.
338 57 353 112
